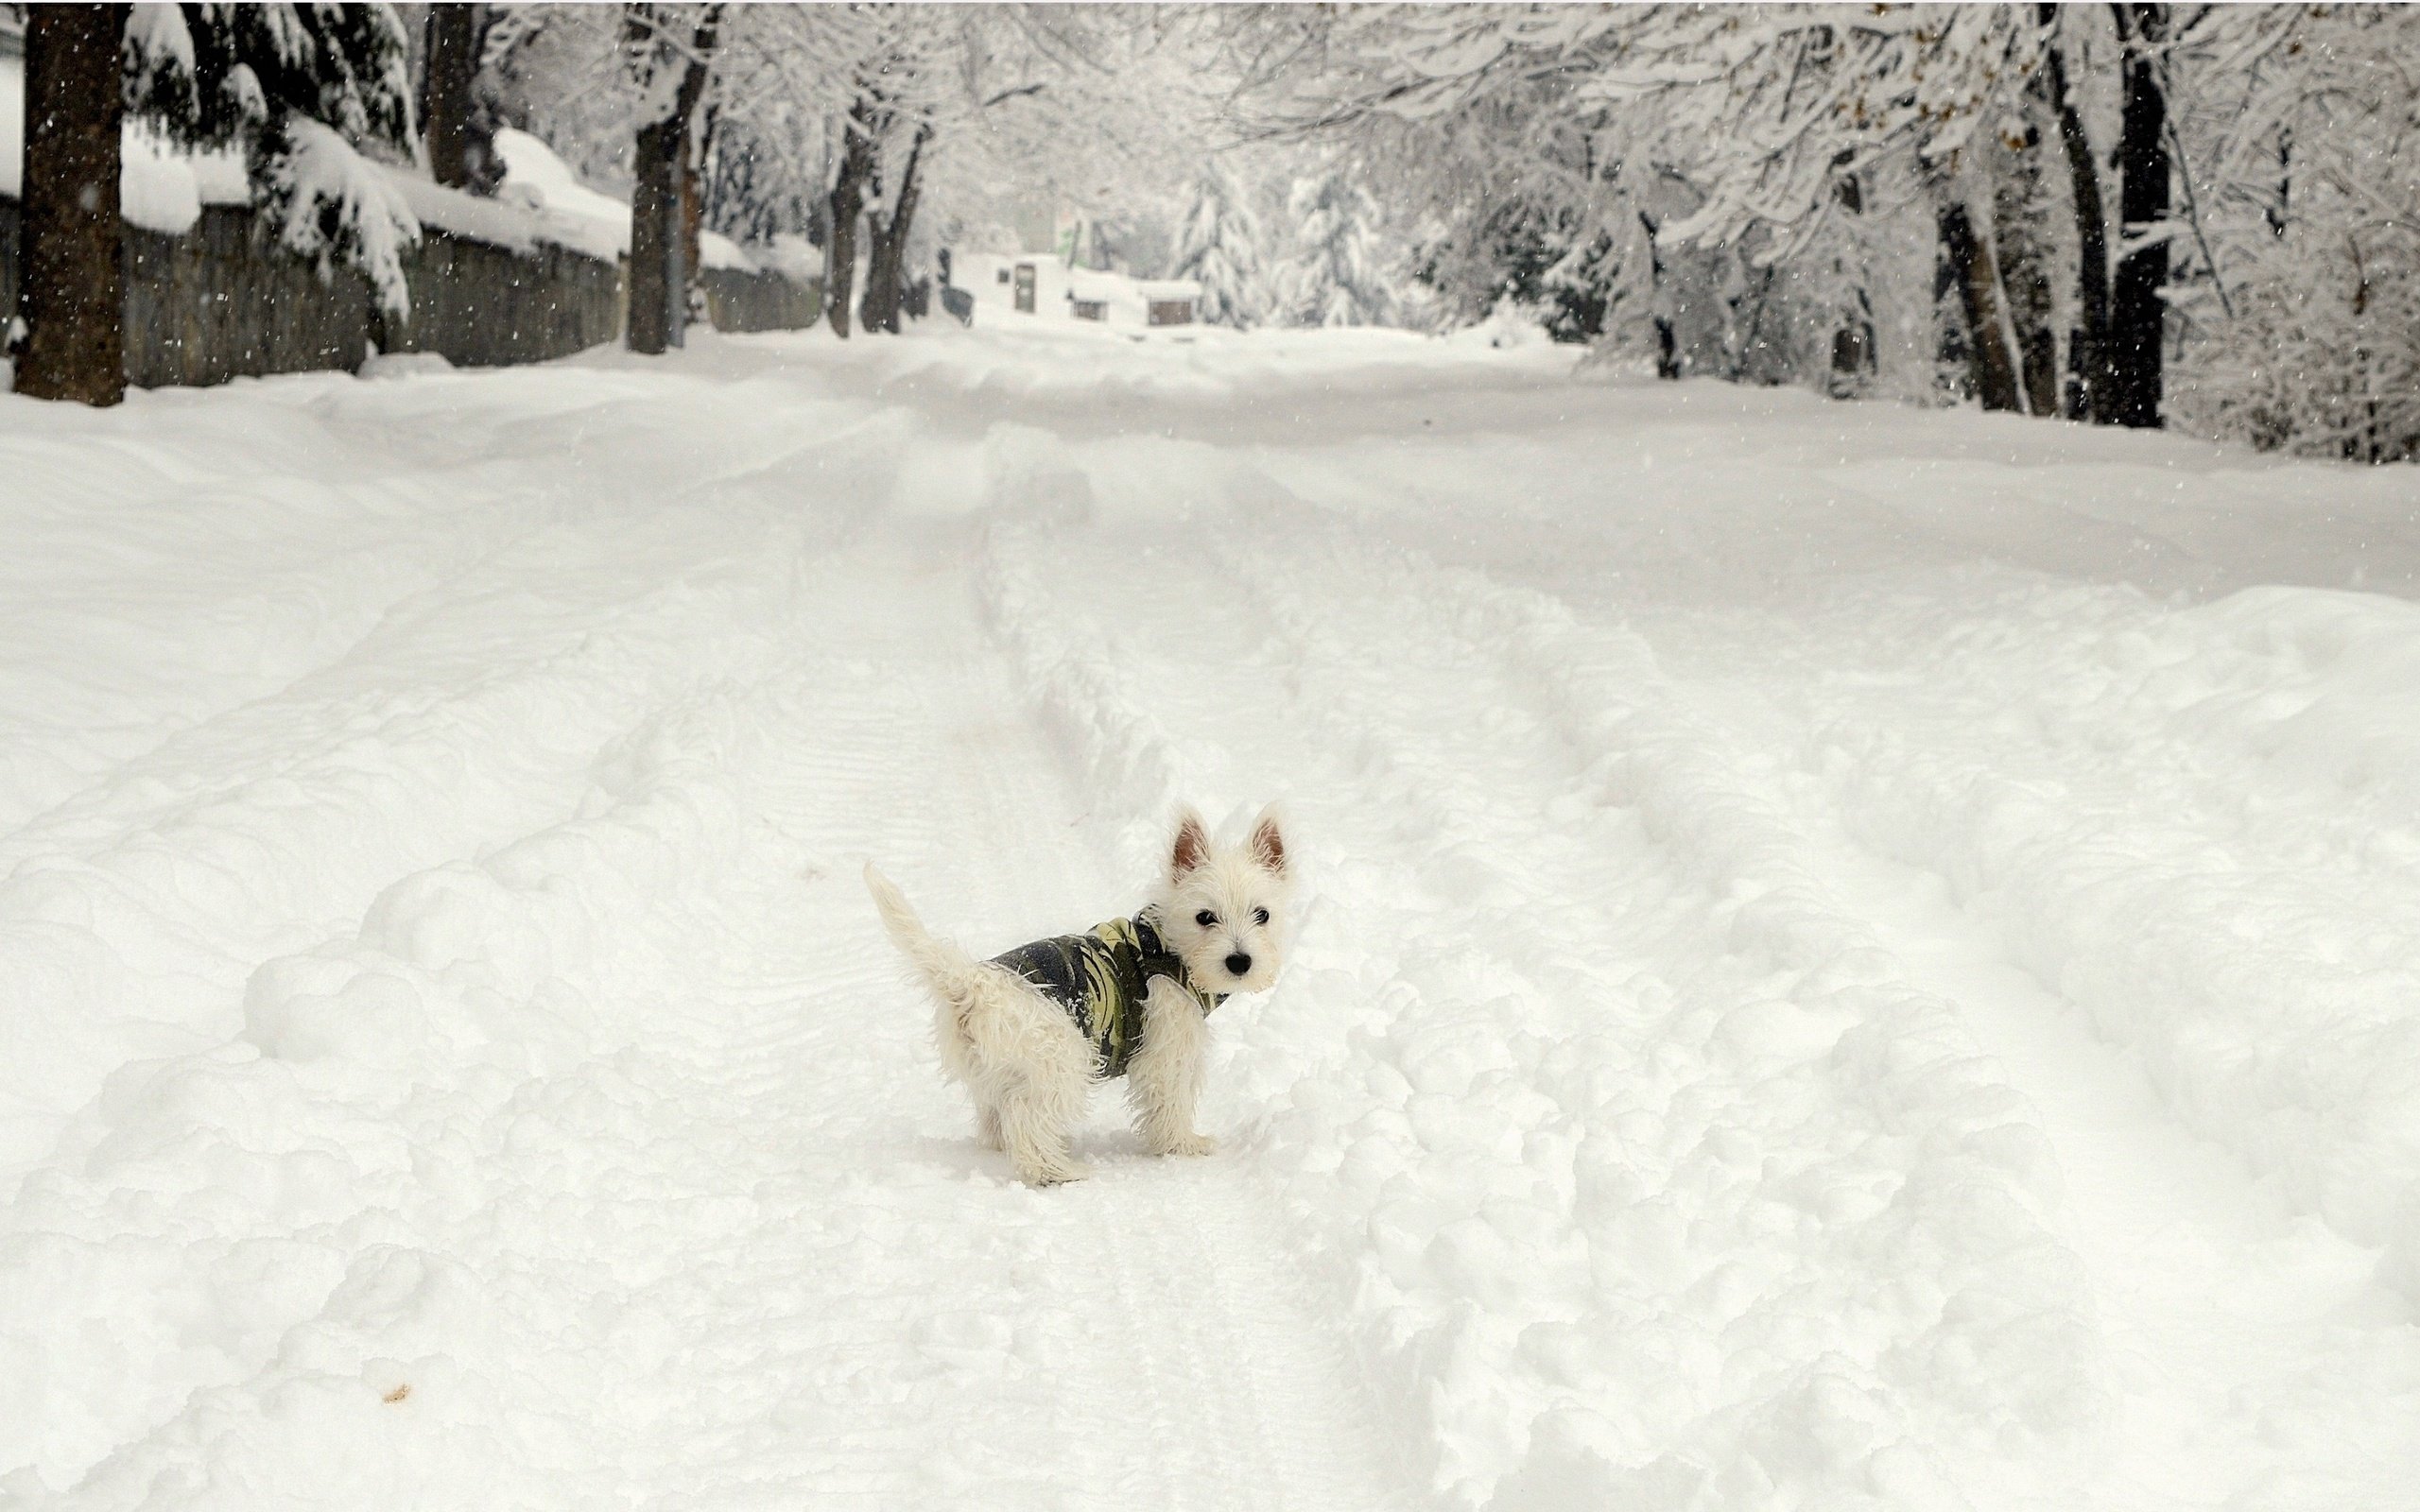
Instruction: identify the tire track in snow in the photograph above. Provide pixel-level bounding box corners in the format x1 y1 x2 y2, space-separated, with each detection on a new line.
1632 615 2420 1509
915 474 1418 1512
1811 841 2420 1511
627 527 1417 1512
7 514 1416 1508
1232 455 2420 1510
975 435 2113 1508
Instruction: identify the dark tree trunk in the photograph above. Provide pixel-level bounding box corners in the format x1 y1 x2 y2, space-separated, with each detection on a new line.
860 124 931 335
824 94 882 339
1827 164 1874 395
2266 129 2290 240
1937 195 2025 413
2040 6 2115 421
625 6 717 355
1637 210 1679 380
422 4 499 195
1730 265 1779 383
2109 2 2170 429
1828 303 1872 393
1993 123 2060 418
682 104 712 327
630 112 684 353
16 4 129 406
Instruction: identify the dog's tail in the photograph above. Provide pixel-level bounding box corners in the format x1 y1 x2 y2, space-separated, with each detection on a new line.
866 866 987 996
864 864 966 975
863 865 987 1055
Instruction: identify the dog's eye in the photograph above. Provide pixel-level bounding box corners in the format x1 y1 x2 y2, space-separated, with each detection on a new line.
1253 907 1270 926
1194 910 1217 928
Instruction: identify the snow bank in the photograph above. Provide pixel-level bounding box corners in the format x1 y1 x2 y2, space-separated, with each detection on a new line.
6 694 784 1505
0 365 891 1503
1809 579 2420 1285
389 166 618 266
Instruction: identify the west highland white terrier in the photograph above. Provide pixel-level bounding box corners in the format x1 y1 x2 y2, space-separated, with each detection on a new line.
864 806 1291 1185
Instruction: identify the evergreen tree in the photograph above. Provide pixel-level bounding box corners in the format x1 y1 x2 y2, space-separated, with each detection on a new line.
1280 166 1395 328
1416 200 1619 344
126 4 421 310
1170 162 1268 329
14 3 421 404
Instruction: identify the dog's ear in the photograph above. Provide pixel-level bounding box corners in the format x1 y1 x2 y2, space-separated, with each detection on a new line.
1248 805 1288 879
1170 807 1211 879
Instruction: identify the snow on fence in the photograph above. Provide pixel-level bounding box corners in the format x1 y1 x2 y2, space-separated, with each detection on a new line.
0 192 820 388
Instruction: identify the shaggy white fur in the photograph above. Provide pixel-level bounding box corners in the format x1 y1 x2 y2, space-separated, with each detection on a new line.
865 806 1291 1185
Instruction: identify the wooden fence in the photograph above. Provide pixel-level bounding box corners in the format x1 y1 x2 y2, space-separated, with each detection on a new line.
1 196 820 389
700 265 825 335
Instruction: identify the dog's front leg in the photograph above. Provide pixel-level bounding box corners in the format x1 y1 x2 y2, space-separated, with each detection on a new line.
1128 978 1216 1158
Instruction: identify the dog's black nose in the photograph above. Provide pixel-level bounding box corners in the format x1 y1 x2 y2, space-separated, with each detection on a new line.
1225 953 1253 976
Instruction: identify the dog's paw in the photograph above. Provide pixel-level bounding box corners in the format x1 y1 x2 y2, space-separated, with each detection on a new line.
1153 1133 1218 1159
1021 1160 1092 1187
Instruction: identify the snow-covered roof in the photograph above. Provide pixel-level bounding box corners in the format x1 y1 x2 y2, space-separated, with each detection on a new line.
1063 268 1202 305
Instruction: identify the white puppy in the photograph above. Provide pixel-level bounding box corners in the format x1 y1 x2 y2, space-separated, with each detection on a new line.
865 806 1291 1185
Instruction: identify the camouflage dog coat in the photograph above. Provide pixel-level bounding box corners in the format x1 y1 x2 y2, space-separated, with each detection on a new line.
989 913 1224 1078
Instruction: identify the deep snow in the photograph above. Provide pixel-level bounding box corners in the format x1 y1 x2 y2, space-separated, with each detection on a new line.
2 318 2416 1512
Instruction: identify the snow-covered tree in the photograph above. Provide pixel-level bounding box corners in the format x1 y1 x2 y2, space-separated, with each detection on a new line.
1222 9 1703 358
821 7 1208 336
16 2 420 406
621 3 721 354
1171 161 1270 328
481 5 1211 340
130 3 421 308
1220 5 2148 419
1279 165 1397 328
484 3 845 344
700 98 831 248
2167 4 2420 461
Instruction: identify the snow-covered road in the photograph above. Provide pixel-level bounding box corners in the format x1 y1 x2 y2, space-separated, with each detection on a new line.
3 324 2415 1511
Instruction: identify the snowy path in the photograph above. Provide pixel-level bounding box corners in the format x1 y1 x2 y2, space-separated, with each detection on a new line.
4 326 2417 1511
